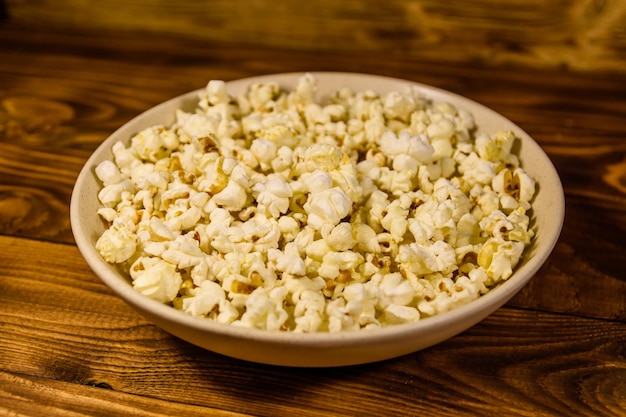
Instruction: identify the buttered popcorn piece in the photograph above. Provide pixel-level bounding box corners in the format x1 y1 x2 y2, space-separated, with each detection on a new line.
94 74 537 332
304 187 353 230
130 257 182 303
96 225 137 263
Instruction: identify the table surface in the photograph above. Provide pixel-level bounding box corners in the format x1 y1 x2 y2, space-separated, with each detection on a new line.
1 9 626 417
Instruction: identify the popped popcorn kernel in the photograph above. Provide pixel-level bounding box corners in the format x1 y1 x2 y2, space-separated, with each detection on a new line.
96 225 137 263
94 74 537 332
130 257 182 303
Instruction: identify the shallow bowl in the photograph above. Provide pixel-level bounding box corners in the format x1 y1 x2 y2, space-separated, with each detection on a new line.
70 72 564 367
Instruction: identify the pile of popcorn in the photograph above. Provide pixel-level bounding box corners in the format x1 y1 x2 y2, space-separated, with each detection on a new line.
94 74 535 332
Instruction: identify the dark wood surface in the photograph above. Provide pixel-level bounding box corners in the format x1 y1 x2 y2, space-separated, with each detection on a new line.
1 1 626 415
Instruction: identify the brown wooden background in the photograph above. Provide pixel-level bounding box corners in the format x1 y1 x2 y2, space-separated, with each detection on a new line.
2 0 626 416
6 0 626 74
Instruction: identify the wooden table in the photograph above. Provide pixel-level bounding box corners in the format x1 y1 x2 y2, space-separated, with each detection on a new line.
1 1 626 415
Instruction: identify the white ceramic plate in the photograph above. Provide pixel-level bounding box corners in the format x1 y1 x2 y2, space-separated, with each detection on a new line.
70 72 564 367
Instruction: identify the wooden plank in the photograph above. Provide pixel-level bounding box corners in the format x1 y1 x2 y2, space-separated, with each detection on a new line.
1 4 625 416
0 236 625 416
4 0 626 73
0 142 85 244
0 372 251 417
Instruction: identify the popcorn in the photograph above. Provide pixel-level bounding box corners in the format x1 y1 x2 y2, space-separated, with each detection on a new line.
427 117 456 142
476 130 515 162
203 80 230 106
130 257 182 303
379 272 416 306
381 199 409 240
477 238 526 281
270 244 306 276
175 112 218 143
303 186 352 230
160 233 204 269
247 81 281 111
322 222 355 251
397 240 457 276
383 91 417 122
301 170 333 193
249 139 277 170
383 304 420 324
253 175 293 218
497 168 537 203
320 250 364 280
95 225 137 263
277 215 301 242
211 178 248 211
234 287 289 331
293 143 343 175
293 290 325 332
379 131 434 173
354 223 382 253
181 280 226 318
131 126 179 162
95 160 124 186
94 74 537 333
459 152 496 186
96 159 135 207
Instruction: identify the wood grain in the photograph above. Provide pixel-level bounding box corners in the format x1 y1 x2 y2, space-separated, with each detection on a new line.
1 236 625 416
0 372 249 417
4 0 626 74
1 4 626 415
0 141 85 243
